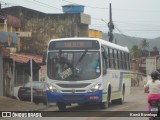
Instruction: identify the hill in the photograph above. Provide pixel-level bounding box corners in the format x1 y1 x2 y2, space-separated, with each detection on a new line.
102 33 160 51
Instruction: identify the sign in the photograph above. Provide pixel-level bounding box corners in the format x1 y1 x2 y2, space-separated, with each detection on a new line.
15 32 31 37
0 32 18 47
49 40 100 50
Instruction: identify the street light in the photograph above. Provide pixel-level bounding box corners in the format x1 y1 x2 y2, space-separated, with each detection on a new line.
101 18 108 25
30 58 33 103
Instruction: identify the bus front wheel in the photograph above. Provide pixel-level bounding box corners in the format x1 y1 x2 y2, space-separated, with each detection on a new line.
100 88 111 109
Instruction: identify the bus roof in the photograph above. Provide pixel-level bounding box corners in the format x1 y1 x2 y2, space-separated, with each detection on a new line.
48 37 129 52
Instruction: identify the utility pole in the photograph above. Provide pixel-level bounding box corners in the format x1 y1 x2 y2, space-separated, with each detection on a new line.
108 3 114 42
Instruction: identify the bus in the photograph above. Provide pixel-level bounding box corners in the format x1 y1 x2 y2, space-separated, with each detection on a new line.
46 37 131 110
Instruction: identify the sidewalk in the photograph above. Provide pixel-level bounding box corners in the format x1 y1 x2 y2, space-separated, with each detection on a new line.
0 96 48 111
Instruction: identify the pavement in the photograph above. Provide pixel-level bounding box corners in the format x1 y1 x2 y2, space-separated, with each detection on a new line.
0 96 49 111
0 86 144 111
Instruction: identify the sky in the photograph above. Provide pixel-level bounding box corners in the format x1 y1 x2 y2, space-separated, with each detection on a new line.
1 0 160 39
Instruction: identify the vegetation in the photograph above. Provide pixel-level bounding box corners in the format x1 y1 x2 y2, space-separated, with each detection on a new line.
130 38 159 58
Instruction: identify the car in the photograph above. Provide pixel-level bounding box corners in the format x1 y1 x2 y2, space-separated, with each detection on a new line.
18 81 48 105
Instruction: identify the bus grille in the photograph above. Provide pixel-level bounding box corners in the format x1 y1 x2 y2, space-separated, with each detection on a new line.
56 83 91 88
61 90 86 93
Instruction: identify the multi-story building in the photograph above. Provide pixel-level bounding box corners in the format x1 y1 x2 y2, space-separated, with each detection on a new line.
1 6 91 54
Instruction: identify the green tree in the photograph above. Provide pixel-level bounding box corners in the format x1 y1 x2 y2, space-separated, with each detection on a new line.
153 46 159 52
141 38 150 56
141 38 149 49
130 45 141 58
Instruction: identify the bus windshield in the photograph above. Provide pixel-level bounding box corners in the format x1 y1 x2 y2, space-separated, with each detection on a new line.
47 51 101 81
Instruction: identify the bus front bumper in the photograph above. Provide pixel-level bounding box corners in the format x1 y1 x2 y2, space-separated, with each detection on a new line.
47 90 104 104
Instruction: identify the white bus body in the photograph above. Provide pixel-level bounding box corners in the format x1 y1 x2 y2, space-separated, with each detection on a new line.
46 37 131 110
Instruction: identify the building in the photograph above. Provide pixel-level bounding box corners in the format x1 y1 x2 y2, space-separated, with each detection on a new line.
1 6 91 54
0 15 19 96
146 55 160 76
0 5 91 97
131 57 146 86
88 29 102 39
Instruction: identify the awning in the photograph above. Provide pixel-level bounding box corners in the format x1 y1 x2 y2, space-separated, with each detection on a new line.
9 53 42 64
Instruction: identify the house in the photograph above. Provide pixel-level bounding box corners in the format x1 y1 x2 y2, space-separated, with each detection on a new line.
1 6 91 54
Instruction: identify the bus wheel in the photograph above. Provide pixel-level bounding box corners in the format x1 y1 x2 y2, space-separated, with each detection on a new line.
100 89 110 109
57 102 66 111
117 87 125 104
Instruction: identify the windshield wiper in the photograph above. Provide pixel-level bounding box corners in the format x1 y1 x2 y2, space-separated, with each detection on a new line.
75 49 88 67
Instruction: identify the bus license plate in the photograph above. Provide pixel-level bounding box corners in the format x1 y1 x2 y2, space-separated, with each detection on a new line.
151 107 158 112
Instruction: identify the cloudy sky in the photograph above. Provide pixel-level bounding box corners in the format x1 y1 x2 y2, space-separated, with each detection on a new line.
1 0 160 39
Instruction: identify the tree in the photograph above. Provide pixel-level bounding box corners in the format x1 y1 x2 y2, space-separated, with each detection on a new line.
141 38 149 49
141 38 150 56
130 45 141 58
153 46 159 52
151 46 159 56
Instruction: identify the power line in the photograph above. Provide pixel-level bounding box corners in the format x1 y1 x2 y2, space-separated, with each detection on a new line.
32 0 61 11
112 24 140 44
0 0 16 7
1 0 62 12
119 29 160 32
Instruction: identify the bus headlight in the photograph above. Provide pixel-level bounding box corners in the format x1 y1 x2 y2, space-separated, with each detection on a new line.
89 83 101 92
47 84 58 93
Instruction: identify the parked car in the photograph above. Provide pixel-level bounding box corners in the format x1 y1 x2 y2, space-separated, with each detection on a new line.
18 81 48 105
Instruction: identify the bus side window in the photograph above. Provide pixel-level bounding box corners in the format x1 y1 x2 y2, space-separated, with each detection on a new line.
120 51 123 69
102 57 107 75
101 46 107 75
108 48 111 68
105 47 109 68
114 49 118 69
110 48 114 68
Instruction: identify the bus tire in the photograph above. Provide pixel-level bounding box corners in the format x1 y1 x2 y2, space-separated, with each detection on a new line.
117 86 125 104
100 86 111 109
57 102 66 111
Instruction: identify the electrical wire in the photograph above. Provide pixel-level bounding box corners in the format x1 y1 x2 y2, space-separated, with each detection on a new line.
32 0 61 11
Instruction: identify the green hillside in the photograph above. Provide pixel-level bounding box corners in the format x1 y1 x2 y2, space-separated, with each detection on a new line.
102 33 160 51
